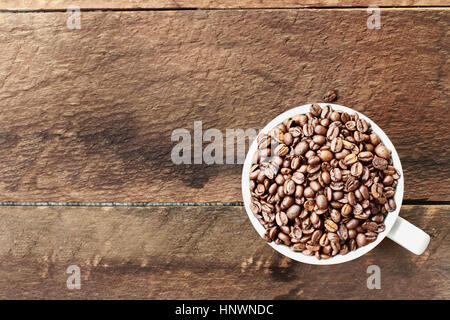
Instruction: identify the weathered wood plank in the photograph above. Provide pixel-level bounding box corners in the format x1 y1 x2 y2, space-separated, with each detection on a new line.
0 0 448 10
0 205 447 299
0 10 449 202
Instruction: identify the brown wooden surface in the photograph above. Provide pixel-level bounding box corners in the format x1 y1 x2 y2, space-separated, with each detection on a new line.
0 9 449 203
0 205 447 299
0 0 448 10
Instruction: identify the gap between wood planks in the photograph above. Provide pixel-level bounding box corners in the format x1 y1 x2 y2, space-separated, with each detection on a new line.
1 6 450 13
0 201 448 207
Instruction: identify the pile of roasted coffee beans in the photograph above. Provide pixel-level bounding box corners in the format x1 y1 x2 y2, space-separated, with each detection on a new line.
249 104 400 260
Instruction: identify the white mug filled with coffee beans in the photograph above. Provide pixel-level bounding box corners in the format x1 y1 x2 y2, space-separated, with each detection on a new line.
242 103 430 265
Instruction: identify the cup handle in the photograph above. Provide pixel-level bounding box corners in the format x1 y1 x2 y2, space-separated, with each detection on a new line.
387 216 430 255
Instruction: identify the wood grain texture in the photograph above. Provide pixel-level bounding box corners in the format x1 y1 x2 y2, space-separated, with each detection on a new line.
0 0 448 10
0 205 448 299
0 10 449 202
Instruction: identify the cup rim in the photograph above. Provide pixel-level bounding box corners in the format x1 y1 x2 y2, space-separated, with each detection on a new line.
241 103 404 265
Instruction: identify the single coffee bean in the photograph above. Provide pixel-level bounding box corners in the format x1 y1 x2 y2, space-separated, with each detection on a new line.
276 211 289 226
295 185 304 198
346 218 359 229
283 132 294 146
358 151 374 162
375 144 391 159
330 137 343 153
347 192 357 206
310 104 322 116
318 149 333 162
340 244 349 255
278 232 291 245
365 231 378 243
371 182 384 199
356 119 369 133
310 180 322 192
350 162 363 177
325 219 338 233
292 171 305 184
304 187 315 198
284 180 296 195
294 140 309 156
337 224 349 241
316 194 328 209
330 168 342 182
280 196 294 210
341 203 353 217
348 229 357 239
311 230 323 244
356 233 367 247
286 204 301 220
291 157 300 170
330 209 341 223
291 243 306 251
321 171 331 185
343 153 358 166
373 155 388 170
383 175 394 186
304 200 315 211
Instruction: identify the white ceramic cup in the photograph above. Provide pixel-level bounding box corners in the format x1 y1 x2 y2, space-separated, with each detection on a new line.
242 103 430 265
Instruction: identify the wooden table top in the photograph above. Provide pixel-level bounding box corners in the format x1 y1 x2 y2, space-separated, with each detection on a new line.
0 1 448 299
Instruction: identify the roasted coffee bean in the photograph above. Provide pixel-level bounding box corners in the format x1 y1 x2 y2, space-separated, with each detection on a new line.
358 151 374 162
341 203 353 217
304 200 315 211
310 104 322 116
304 187 315 198
325 219 338 232
330 168 342 182
365 232 377 243
284 180 296 195
371 182 384 199
356 233 367 247
276 211 289 226
337 224 349 241
322 90 337 103
348 229 357 239
330 209 341 223
310 181 322 192
291 157 301 170
292 171 305 184
346 218 359 229
345 176 360 192
278 232 291 245
321 171 331 185
330 137 343 153
351 162 363 177
375 144 391 159
347 192 357 206
383 175 394 186
291 243 306 251
250 105 399 259
318 150 333 162
356 119 369 133
340 244 349 255
286 204 301 220
373 155 388 170
385 198 397 212
316 194 328 209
